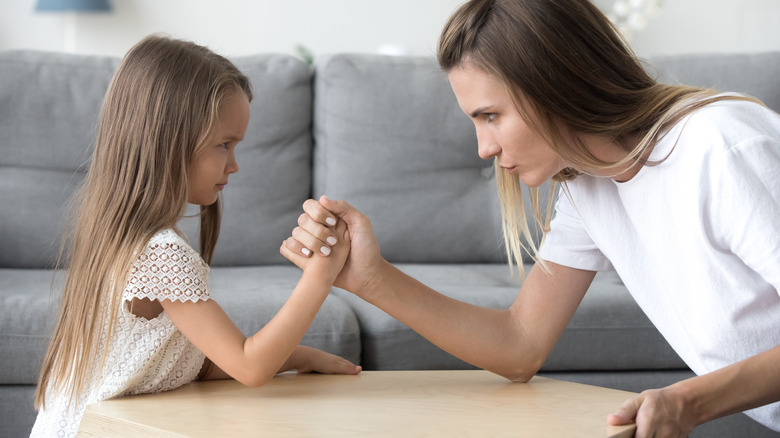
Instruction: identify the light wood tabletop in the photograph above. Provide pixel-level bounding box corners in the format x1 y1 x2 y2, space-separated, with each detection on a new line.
77 370 637 437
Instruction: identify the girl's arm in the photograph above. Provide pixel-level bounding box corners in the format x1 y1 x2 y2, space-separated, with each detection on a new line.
199 345 361 381
285 196 595 381
163 220 358 387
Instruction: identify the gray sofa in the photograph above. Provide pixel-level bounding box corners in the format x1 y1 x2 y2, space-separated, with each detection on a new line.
1 49 778 437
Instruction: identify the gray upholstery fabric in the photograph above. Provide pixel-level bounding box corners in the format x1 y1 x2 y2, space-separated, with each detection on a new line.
0 386 38 438
0 51 116 269
650 52 780 112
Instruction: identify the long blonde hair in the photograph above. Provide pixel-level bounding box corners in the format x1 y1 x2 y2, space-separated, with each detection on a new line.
438 0 759 276
35 35 252 410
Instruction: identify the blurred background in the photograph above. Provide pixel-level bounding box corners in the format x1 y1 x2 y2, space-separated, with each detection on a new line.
1 0 779 59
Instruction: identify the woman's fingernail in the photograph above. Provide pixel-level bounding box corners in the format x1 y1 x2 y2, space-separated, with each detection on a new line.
326 217 336 226
326 236 337 245
302 248 311 256
321 246 331 255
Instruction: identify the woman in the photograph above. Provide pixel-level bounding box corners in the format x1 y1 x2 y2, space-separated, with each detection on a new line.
282 0 780 436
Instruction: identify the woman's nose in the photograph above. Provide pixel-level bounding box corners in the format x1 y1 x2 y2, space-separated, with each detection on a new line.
476 130 500 160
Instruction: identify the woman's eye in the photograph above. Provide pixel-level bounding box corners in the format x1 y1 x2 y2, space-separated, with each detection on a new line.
486 113 496 122
218 142 229 149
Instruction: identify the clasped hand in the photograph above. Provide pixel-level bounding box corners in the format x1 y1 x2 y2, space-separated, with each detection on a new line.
280 195 382 294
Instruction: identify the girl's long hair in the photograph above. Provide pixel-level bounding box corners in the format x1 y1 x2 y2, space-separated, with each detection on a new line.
438 0 758 276
35 35 252 410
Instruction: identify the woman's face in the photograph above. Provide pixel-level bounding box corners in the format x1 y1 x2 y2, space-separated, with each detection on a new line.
448 62 567 188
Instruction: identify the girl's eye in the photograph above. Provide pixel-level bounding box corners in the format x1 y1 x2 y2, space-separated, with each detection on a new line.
485 113 496 122
218 143 229 149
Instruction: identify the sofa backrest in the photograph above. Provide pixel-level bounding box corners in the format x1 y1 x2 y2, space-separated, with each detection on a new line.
0 51 311 268
649 52 780 113
0 51 117 269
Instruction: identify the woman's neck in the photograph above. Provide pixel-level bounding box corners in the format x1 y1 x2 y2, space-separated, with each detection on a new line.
582 133 649 183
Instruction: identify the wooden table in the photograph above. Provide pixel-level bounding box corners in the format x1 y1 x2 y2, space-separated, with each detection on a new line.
77 370 637 437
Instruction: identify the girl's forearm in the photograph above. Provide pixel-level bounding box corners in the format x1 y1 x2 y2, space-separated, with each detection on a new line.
238 270 334 386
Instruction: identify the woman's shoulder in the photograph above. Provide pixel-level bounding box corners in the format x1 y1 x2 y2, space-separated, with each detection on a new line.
671 93 780 155
686 94 780 136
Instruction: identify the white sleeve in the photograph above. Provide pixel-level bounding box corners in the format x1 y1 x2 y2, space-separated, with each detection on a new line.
124 232 212 303
712 135 780 298
538 186 613 271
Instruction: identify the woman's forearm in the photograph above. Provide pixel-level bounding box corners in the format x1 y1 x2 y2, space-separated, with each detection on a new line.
357 259 537 380
356 260 594 382
674 344 780 426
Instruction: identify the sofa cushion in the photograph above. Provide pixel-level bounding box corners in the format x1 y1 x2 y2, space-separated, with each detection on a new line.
0 51 117 269
0 266 360 384
333 264 685 372
312 54 551 264
0 51 312 268
650 52 780 113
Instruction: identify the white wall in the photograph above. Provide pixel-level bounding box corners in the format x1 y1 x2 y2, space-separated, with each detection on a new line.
1 0 779 59
629 0 780 56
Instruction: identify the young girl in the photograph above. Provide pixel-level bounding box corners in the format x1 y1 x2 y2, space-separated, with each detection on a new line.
32 35 359 438
285 0 780 436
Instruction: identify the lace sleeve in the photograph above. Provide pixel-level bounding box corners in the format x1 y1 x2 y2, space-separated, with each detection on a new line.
124 230 211 303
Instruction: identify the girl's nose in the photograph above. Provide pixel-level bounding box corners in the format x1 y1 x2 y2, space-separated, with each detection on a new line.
226 150 239 174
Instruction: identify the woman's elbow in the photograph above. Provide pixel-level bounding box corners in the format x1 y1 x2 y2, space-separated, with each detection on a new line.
495 355 545 383
498 366 538 383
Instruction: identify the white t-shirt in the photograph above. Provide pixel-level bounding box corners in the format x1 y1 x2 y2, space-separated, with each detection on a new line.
539 96 780 430
31 229 209 438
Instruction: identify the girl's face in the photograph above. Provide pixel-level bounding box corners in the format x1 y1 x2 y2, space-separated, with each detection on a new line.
448 62 567 188
188 91 251 206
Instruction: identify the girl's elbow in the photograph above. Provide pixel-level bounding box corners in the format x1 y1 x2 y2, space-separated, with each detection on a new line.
239 374 272 388
233 368 275 388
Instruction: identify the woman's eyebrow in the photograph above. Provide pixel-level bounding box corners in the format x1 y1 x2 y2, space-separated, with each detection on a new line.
470 106 491 118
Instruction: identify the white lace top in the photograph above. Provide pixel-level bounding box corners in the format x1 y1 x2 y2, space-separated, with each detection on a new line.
31 229 210 438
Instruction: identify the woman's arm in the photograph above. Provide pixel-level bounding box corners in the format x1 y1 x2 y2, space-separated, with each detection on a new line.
365 259 595 381
163 220 359 387
285 196 596 381
609 344 780 436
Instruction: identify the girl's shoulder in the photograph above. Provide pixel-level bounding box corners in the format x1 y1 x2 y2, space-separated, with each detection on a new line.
126 229 210 302
139 228 205 268
147 228 191 247
143 229 199 256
